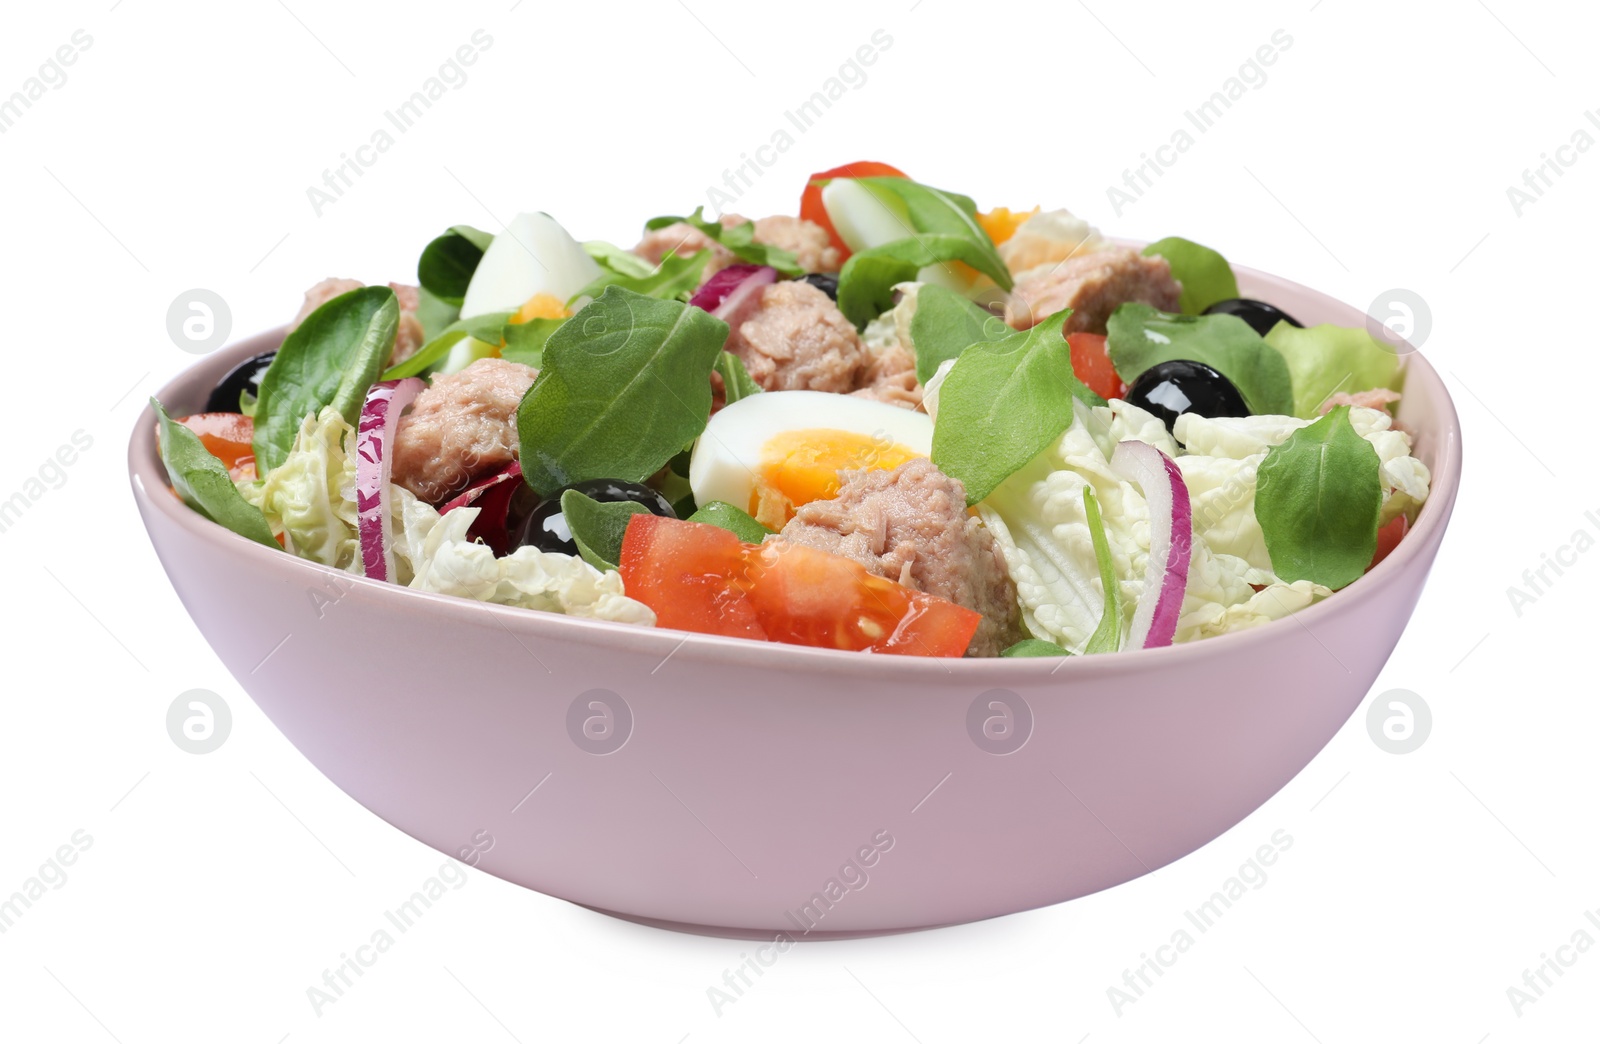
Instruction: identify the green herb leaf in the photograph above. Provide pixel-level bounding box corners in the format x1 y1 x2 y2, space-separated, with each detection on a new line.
417 225 493 305
571 249 711 304
687 501 773 544
152 399 277 547
254 286 398 474
1081 485 1122 654
853 178 1005 283
584 239 659 279
715 351 762 404
1001 638 1073 658
644 207 804 276
931 310 1104 504
1106 303 1294 416
1141 236 1238 314
560 490 648 572
837 234 1014 329
413 285 461 342
1263 322 1402 419
908 284 1011 385
1255 406 1383 590
499 317 566 370
379 310 514 380
517 287 728 498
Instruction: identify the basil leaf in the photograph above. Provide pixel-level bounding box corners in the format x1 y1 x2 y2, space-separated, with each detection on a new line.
500 317 566 370
1263 322 1402 419
1001 638 1073 658
584 240 658 279
854 177 1008 290
560 490 648 572
152 399 277 547
1082 485 1122 654
1141 237 1238 314
715 351 762 404
379 310 514 380
1106 303 1294 416
838 234 1014 329
687 501 772 544
1255 406 1382 590
645 207 804 276
931 310 1104 504
909 284 1011 385
417 225 493 305
254 286 398 474
517 287 728 498
414 285 460 342
571 249 711 304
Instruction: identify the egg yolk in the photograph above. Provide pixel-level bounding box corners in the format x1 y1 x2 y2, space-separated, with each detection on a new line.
513 292 569 323
751 429 921 529
976 206 1039 246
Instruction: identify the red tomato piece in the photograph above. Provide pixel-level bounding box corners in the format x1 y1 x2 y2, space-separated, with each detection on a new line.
1369 515 1408 570
799 161 908 262
177 412 256 480
619 515 979 657
1065 333 1125 402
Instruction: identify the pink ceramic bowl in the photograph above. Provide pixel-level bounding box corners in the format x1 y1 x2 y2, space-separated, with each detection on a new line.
131 263 1461 939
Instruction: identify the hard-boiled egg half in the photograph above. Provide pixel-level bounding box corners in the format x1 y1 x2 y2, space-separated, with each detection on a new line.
441 212 602 372
690 391 933 530
819 178 985 296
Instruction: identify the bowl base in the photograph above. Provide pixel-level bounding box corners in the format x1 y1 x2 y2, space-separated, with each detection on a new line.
576 904 951 941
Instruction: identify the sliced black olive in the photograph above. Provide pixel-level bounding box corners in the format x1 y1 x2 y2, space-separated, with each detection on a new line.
1125 360 1250 434
1201 298 1303 337
204 350 276 413
513 479 676 556
799 273 839 300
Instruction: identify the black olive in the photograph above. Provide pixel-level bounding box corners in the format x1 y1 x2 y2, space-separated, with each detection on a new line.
1201 298 1303 337
513 479 676 555
1125 360 1250 434
799 273 839 300
204 350 276 414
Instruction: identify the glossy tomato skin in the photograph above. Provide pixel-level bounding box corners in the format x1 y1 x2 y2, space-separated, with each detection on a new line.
1065 333 1125 402
619 514 979 657
1369 515 1408 570
799 161 908 261
177 412 255 479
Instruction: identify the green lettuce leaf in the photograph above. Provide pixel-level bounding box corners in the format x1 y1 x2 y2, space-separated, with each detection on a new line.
417 225 493 305
1081 485 1122 654
908 284 1012 385
152 399 277 547
1106 303 1294 416
584 240 660 279
499 317 566 370
687 501 772 544
1000 638 1073 658
643 207 803 276
1264 322 1402 419
714 351 762 404
560 490 648 572
571 248 711 304
1255 406 1382 589
379 310 515 380
517 287 728 497
838 234 1015 329
1141 236 1238 314
239 406 359 567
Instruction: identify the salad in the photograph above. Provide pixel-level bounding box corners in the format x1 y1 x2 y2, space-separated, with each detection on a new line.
153 160 1430 660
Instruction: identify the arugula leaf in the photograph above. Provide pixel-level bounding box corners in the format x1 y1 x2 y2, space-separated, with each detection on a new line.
687 501 772 544
1264 322 1402 419
1081 485 1122 654
1106 303 1294 416
560 490 648 572
1001 638 1073 658
571 249 710 304
517 287 728 497
854 178 1006 283
1255 406 1382 590
254 286 397 474
413 285 460 342
417 225 493 305
152 399 277 547
584 240 659 279
909 284 1011 385
500 317 566 370
715 351 762 404
379 310 514 380
930 311 1104 504
1141 237 1238 314
837 234 1014 329
644 207 804 276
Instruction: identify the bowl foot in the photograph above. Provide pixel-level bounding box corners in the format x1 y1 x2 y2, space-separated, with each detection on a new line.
575 904 952 941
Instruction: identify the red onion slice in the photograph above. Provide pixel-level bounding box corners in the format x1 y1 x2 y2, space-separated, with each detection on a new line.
1110 440 1192 648
689 264 774 314
439 460 524 556
356 377 424 582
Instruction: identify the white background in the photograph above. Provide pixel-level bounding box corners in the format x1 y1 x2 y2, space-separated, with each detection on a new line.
1 0 1595 1040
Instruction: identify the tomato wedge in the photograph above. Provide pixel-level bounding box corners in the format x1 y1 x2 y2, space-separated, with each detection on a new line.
1369 515 1408 570
177 412 256 480
619 514 980 657
1065 333 1125 402
799 160 908 262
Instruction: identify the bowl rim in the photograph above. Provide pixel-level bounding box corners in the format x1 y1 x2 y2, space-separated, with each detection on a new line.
129 259 1462 681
